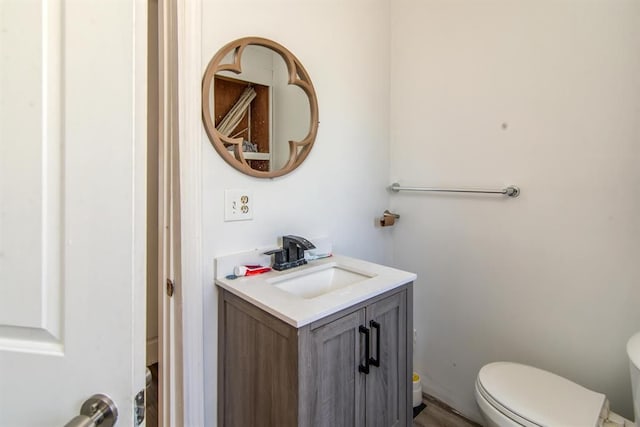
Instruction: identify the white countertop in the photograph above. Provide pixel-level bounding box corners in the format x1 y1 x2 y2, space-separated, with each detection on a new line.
215 254 416 327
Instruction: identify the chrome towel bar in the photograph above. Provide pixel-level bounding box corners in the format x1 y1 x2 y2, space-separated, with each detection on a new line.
389 183 520 198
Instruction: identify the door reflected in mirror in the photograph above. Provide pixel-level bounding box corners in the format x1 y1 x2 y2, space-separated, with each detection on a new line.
202 38 318 178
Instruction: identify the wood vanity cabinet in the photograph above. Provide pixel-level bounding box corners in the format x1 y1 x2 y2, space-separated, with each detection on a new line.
218 283 413 427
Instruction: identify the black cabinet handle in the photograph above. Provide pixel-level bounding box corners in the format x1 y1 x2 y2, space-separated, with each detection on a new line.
369 320 381 367
358 325 370 374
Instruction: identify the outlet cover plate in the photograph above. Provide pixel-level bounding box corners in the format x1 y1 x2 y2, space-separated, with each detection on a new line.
224 189 253 221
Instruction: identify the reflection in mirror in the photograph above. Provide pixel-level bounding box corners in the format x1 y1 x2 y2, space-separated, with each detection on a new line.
202 38 318 178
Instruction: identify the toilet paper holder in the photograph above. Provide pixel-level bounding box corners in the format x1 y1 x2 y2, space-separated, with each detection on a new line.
379 210 400 227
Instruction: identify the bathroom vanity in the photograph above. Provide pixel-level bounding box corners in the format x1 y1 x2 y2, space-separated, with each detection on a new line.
215 254 416 427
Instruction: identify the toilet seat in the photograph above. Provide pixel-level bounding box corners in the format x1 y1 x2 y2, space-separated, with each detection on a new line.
476 377 540 427
477 362 607 427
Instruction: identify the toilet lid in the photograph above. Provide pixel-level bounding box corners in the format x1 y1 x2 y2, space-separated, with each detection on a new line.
477 362 606 427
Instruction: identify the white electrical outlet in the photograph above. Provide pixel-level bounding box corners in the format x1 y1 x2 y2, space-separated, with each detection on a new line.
224 189 253 221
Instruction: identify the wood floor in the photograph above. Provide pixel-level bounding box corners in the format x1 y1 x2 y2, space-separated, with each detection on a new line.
413 393 482 427
413 401 480 427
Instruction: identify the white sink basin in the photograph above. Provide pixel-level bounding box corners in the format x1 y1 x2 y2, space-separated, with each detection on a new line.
267 263 375 299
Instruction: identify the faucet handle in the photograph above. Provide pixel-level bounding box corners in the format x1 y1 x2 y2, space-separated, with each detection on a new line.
264 248 286 267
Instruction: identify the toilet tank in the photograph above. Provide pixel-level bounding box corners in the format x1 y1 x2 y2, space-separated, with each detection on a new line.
628 332 640 424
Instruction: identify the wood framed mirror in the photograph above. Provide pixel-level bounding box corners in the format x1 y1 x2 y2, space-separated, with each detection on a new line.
202 37 319 178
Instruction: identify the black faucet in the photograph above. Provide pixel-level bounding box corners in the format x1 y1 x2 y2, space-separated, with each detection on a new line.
264 235 316 271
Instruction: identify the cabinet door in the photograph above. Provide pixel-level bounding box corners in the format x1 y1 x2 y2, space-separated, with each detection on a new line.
305 309 367 427
219 293 298 427
365 291 408 427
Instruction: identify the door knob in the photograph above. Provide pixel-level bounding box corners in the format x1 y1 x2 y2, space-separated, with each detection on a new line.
64 394 118 427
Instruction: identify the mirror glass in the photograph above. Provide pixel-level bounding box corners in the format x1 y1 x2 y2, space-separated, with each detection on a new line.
202 38 319 178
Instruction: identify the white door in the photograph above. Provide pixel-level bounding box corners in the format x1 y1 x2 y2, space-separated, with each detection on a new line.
0 1 146 426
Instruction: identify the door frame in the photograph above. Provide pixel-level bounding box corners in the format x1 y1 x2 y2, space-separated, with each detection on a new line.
176 0 205 425
157 0 204 425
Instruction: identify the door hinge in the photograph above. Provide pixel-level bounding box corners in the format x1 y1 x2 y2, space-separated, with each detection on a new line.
166 278 175 297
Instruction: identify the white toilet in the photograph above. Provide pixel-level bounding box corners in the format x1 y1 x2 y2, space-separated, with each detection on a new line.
475 332 640 427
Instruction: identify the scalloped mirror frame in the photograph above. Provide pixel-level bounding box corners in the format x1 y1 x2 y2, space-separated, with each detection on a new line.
202 37 319 178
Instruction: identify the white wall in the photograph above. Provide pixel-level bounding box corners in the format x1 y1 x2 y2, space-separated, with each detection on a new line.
390 0 640 422
201 1 392 424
